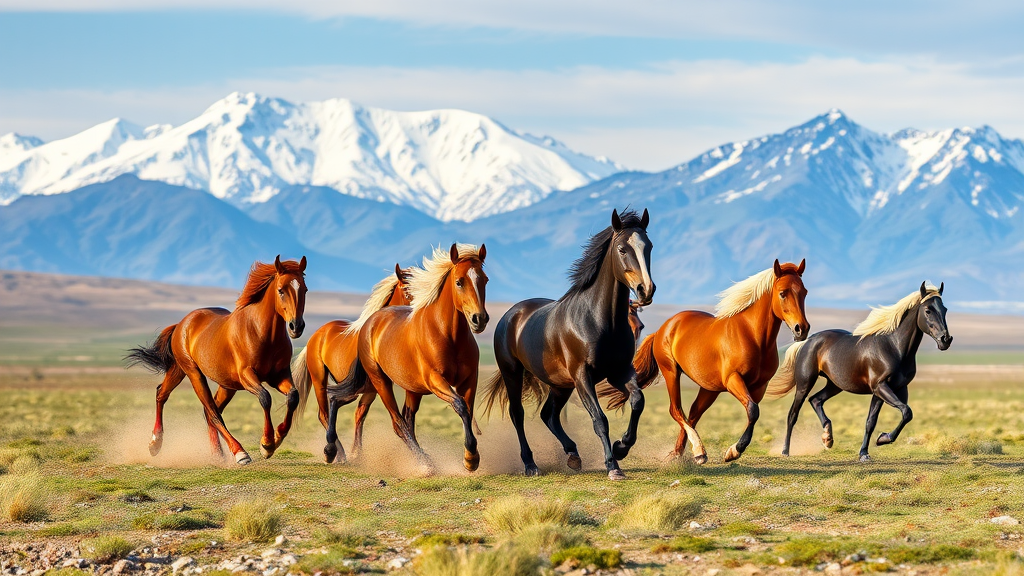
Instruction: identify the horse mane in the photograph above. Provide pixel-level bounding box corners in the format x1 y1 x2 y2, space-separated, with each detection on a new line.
714 268 776 318
408 244 483 312
343 272 405 335
853 284 941 337
236 259 304 309
562 208 644 299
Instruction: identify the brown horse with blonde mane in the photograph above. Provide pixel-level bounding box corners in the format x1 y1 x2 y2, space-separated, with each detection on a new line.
126 256 308 464
330 244 489 472
291 264 414 464
601 260 809 463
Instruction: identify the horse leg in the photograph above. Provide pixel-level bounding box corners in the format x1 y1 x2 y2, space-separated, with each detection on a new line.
608 373 645 461
459 381 479 472
237 367 278 460
351 389 377 460
185 367 249 464
501 361 539 476
539 386 581 470
859 395 883 461
429 374 479 472
875 383 912 446
151 364 185 456
214 386 236 414
271 376 300 452
367 364 432 470
782 373 816 456
574 370 624 480
324 396 347 464
723 373 758 462
808 381 843 449
663 362 707 463
402 392 423 444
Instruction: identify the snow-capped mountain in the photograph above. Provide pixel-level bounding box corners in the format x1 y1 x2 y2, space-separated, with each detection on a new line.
0 93 621 221
0 133 44 156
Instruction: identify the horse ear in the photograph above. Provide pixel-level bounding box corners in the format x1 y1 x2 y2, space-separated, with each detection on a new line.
920 281 928 298
450 243 460 265
299 256 307 272
640 208 650 230
394 263 403 278
939 282 944 295
611 209 622 232
478 244 487 262
773 259 783 277
797 258 806 275
274 255 284 274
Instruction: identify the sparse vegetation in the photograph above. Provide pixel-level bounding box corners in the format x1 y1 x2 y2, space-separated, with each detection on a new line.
549 546 621 569
224 500 282 542
0 473 48 521
413 543 542 576
483 496 570 533
81 536 135 564
611 494 703 533
652 534 717 553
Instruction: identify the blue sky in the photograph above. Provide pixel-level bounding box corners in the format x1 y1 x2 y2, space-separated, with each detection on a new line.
1 1 1023 169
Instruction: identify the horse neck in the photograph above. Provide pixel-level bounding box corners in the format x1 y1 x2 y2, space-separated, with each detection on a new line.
422 274 467 342
888 304 925 360
570 245 630 330
239 282 287 343
735 289 782 350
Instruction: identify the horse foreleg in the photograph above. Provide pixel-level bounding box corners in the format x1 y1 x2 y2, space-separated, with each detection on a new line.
402 392 424 444
808 380 842 450
608 372 646 462
369 366 432 471
782 374 819 456
723 373 758 462
239 368 277 460
501 363 539 476
351 390 376 460
271 376 299 451
430 374 479 472
151 365 185 456
874 383 912 447
575 370 624 480
540 386 581 470
186 367 249 464
859 395 883 461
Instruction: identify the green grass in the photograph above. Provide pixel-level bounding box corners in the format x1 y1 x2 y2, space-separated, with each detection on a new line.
549 546 621 569
224 500 282 542
652 534 717 554
81 536 135 563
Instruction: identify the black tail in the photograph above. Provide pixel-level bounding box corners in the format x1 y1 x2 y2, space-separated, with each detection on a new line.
125 325 177 374
597 333 660 410
327 359 366 403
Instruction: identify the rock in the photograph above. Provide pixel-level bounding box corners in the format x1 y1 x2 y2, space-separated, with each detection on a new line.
387 557 410 570
171 557 194 573
378 480 388 488
260 549 282 559
279 555 298 566
112 559 136 574
62 559 88 569
274 535 287 546
689 521 702 530
707 570 721 576
669 480 681 487
992 515 1020 525
825 563 842 573
30 570 45 576
556 558 579 572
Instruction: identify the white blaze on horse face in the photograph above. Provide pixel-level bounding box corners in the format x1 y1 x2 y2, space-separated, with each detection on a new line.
466 268 483 312
627 232 653 294
290 279 299 293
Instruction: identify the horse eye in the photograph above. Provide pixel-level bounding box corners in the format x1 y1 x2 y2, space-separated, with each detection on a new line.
617 245 626 254
455 279 464 288
779 291 787 299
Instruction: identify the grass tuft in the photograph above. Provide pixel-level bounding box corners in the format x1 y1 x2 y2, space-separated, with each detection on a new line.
887 544 974 564
414 533 486 548
81 536 135 564
483 496 570 534
0 473 48 522
290 545 361 575
717 521 769 537
611 494 703 533
513 523 587 553
413 543 541 576
550 546 621 570
652 534 717 554
224 500 282 542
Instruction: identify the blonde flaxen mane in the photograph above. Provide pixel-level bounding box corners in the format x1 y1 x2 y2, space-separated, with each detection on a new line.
408 244 483 312
344 273 406 335
714 268 777 318
853 284 941 337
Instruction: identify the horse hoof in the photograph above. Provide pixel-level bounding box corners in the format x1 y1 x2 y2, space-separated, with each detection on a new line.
858 454 871 462
608 469 627 481
822 424 834 448
260 444 275 459
724 445 742 462
464 452 480 472
235 451 252 465
323 444 341 464
567 453 582 471
693 453 708 465
612 440 631 461
525 465 541 477
876 433 892 446
149 436 163 457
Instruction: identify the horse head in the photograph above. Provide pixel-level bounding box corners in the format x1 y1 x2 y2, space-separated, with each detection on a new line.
610 208 656 306
449 243 490 334
918 281 951 350
772 259 810 342
628 299 645 341
273 255 308 338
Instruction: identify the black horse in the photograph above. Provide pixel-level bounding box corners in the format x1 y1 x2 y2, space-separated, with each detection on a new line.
481 208 655 480
766 282 952 461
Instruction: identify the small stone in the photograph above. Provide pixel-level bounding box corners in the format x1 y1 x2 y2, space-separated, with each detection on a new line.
112 559 136 574
689 521 702 530
669 480 681 487
991 515 1020 525
707 569 721 576
378 480 388 488
62 559 88 569
171 558 194 573
274 535 287 546
387 557 410 570
279 555 298 566
30 570 45 576
260 549 282 559
825 563 842 573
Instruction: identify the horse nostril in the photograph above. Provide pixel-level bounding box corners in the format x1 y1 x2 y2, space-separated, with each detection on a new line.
471 314 479 325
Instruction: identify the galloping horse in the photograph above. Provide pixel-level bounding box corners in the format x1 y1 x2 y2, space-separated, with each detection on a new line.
291 264 414 464
126 256 307 464
483 209 655 480
628 300 645 341
601 260 809 463
330 244 489 472
766 282 951 461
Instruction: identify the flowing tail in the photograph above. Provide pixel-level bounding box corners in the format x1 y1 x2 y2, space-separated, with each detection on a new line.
765 341 807 399
480 370 547 418
598 333 660 410
291 347 312 421
124 325 176 374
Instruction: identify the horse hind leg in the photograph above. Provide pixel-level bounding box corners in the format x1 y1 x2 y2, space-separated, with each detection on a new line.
663 361 707 464
781 367 820 456
875 383 912 447
151 364 186 456
350 390 377 461
502 362 540 476
809 381 843 449
540 386 581 471
723 373 758 463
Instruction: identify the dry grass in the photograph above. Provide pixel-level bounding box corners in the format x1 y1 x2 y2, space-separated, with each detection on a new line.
610 493 703 533
224 500 282 543
412 543 542 576
0 473 48 522
483 496 571 534
81 536 135 564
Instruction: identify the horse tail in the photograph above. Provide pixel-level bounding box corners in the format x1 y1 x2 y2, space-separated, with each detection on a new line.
291 347 312 421
327 358 366 404
765 341 807 399
480 370 506 418
597 333 660 410
124 325 177 374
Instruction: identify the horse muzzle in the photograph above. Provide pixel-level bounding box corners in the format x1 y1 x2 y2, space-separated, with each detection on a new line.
287 318 305 339
791 322 809 342
633 282 655 307
936 334 953 350
467 311 489 334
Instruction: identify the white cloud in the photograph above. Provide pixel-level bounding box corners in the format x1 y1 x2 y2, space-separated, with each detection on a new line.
3 56 1024 171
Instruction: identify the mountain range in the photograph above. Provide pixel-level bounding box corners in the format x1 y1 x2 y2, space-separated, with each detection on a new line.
2 94 1023 309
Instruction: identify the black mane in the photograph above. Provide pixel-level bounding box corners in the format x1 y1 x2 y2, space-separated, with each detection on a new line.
562 208 643 299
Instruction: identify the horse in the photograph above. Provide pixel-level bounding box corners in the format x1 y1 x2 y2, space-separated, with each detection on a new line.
628 300 645 341
291 264 414 464
601 260 809 464
766 282 951 461
125 256 308 464
482 208 655 481
330 244 489 472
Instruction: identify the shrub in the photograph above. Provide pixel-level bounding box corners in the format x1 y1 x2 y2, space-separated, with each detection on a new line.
611 494 703 533
157 514 216 531
483 497 570 534
550 546 621 570
413 543 541 576
717 521 769 537
0 473 48 522
81 536 135 564
290 545 361 575
513 523 586 553
224 500 282 542
652 534 717 554
414 533 486 548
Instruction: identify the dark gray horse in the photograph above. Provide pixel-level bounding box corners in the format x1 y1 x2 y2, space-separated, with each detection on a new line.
766 282 952 461
481 208 655 480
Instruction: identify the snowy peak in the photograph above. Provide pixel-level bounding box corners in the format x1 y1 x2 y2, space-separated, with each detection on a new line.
0 92 621 220
0 133 44 156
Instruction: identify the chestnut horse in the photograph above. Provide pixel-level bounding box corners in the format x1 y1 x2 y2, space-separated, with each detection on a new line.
125 256 307 464
291 264 413 464
767 282 951 461
330 244 489 472
601 260 809 463
628 300 645 341
483 208 655 480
